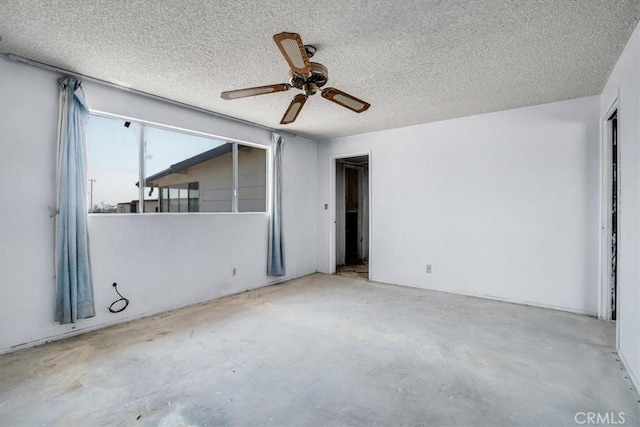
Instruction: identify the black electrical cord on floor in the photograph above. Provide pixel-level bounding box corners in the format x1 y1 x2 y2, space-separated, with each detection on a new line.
108 282 129 313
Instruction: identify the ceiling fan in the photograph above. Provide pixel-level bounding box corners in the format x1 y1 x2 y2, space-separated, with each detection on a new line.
221 32 371 125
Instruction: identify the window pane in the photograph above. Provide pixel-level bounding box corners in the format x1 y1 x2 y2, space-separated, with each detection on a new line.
144 127 232 212
160 188 169 212
237 146 267 212
169 188 179 212
178 188 188 212
86 116 140 213
188 182 199 212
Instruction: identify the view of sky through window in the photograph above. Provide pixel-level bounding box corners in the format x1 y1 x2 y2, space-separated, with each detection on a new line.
86 115 226 208
86 116 139 207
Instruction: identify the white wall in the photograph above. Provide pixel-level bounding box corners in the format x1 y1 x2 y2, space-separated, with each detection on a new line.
318 96 600 315
0 56 317 353
600 22 640 390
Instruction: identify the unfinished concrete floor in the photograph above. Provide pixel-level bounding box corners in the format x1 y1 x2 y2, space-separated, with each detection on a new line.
1 274 638 426
336 260 369 280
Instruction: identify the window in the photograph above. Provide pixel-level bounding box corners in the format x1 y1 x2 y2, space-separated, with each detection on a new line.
159 182 199 213
86 115 268 213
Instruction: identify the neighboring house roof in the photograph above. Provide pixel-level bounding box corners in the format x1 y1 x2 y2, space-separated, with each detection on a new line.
144 143 232 186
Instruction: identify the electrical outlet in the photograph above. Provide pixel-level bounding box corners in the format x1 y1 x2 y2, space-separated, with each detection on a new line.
426 264 432 274
232 268 237 276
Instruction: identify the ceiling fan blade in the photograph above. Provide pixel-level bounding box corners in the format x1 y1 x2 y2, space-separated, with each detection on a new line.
280 94 308 125
221 83 290 100
321 87 370 113
273 32 312 76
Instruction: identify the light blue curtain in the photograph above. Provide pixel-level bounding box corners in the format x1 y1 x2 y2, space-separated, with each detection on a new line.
267 133 286 276
55 77 95 324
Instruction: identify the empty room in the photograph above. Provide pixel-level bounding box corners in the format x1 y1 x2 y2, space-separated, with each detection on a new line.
1 1 639 425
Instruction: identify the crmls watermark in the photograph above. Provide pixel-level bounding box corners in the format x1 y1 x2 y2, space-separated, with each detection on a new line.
575 412 625 425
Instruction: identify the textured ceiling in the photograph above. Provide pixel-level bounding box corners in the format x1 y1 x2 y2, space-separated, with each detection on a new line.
1 1 639 140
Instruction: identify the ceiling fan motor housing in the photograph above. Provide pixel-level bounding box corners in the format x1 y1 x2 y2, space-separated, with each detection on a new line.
289 62 328 92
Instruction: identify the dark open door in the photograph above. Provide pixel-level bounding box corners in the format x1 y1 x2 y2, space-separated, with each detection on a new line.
611 112 618 321
345 167 359 264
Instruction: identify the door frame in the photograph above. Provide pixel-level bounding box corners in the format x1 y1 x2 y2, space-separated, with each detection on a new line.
329 151 372 276
598 96 620 342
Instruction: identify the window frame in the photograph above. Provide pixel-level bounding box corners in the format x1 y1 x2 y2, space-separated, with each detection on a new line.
87 111 271 215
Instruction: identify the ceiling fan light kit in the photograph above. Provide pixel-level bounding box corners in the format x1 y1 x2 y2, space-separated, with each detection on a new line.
221 32 370 125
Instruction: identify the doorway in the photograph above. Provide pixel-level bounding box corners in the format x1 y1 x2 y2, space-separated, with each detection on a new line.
600 105 619 325
610 111 618 321
335 155 369 279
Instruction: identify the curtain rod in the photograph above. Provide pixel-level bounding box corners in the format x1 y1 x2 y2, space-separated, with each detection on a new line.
4 53 298 139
